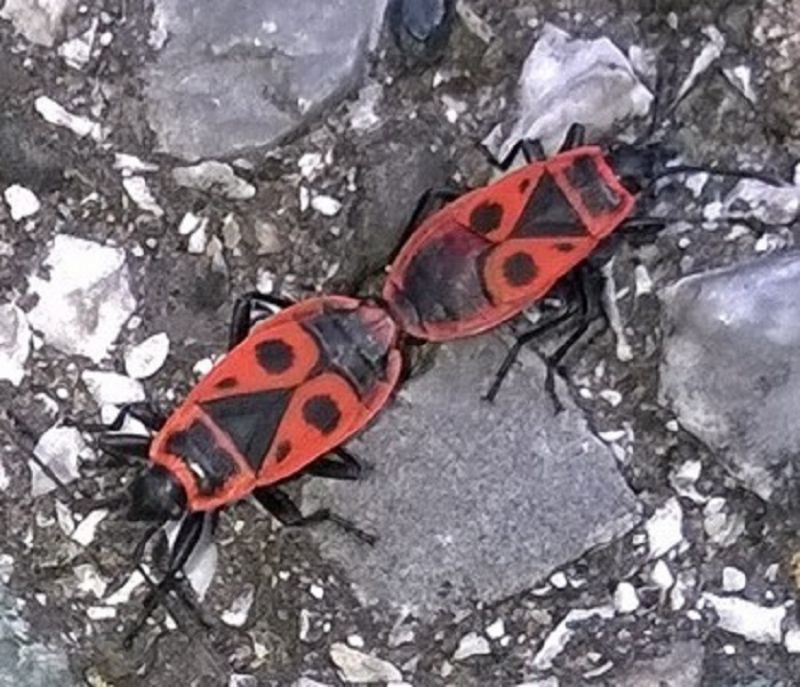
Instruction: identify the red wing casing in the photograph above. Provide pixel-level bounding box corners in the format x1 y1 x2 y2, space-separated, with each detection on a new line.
149 296 402 511
383 146 636 341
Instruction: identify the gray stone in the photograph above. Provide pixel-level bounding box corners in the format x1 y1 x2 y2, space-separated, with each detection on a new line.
303 336 640 615
614 641 704 687
659 252 800 501
145 0 386 160
344 121 453 284
0 0 77 47
0 589 74 686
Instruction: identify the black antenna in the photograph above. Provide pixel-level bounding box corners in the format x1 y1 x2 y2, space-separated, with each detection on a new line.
0 411 230 682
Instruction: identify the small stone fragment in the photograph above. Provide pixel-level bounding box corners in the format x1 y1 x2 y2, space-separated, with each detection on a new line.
253 219 281 255
453 631 491 660
4 184 41 220
229 675 258 687
703 497 745 548
178 212 207 236
329 643 402 684
59 19 98 69
723 64 757 103
114 153 159 174
187 224 208 254
172 161 256 200
532 606 615 671
651 560 675 591
0 0 75 46
722 566 747 593
81 370 145 406
124 332 170 379
28 235 136 363
221 585 255 627
122 176 164 217
34 96 105 141
723 178 800 226
0 303 31 386
485 618 505 640
613 581 640 613
675 25 725 102
31 426 87 496
71 509 108 546
388 0 455 62
310 195 342 217
646 498 683 558
785 628 800 653
74 563 108 598
702 593 785 644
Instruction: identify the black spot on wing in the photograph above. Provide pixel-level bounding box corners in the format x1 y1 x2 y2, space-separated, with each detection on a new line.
470 201 503 234
303 395 341 435
201 389 292 472
555 242 575 252
166 422 239 495
511 171 588 238
275 440 291 463
564 155 622 215
519 179 531 192
215 377 238 389
503 252 538 287
256 339 294 374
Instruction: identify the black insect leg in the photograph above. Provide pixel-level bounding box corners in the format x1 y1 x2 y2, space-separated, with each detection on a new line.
483 308 579 404
123 511 207 647
492 138 547 171
559 123 586 152
305 448 366 481
229 290 296 350
253 487 377 545
73 401 167 434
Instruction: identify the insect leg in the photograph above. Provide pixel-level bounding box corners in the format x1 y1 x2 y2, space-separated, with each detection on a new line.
483 307 578 403
73 401 167 433
492 138 547 170
253 487 377 545
123 511 207 646
559 123 586 152
305 449 366 481
96 433 152 461
228 290 296 349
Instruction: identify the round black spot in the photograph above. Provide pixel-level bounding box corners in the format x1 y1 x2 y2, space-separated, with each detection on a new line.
275 440 291 463
256 339 294 374
215 376 238 389
519 179 531 193
503 252 537 287
554 242 575 253
469 202 503 234
302 395 341 435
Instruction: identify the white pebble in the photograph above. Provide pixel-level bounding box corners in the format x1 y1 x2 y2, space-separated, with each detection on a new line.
4 184 40 220
81 370 145 406
485 618 505 640
785 628 800 653
309 583 324 600
703 593 785 644
722 566 747 593
453 631 491 660
329 643 402 683
646 497 683 558
613 581 640 613
124 332 170 379
650 560 675 591
311 195 342 217
221 586 255 627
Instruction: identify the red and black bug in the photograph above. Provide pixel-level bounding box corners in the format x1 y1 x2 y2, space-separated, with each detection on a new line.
95 292 402 640
382 122 781 404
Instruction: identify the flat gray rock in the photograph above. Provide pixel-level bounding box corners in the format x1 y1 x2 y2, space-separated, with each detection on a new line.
659 252 800 501
615 640 704 687
303 335 640 615
145 0 386 160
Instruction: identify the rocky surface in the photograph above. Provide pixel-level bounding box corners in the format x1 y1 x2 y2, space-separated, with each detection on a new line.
1 0 800 685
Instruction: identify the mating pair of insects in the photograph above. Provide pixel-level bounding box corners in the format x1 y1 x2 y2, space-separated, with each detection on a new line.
91 123 774 641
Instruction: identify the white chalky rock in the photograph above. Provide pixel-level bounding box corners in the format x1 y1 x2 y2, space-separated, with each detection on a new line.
124 332 170 379
613 581 640 613
31 426 87 496
34 96 106 141
4 184 41 220
703 593 785 644
646 497 684 558
722 566 747 593
329 643 402 684
723 178 800 226
172 161 256 200
0 303 31 386
28 235 136 363
453 631 491 660
491 24 653 159
122 176 164 217
310 195 342 217
81 370 145 406
0 0 76 46
221 585 255 627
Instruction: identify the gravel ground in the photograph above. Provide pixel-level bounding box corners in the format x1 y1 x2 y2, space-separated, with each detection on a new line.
2 1 800 685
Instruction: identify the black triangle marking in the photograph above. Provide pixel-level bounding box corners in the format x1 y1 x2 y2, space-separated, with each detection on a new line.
510 171 588 238
200 389 292 472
